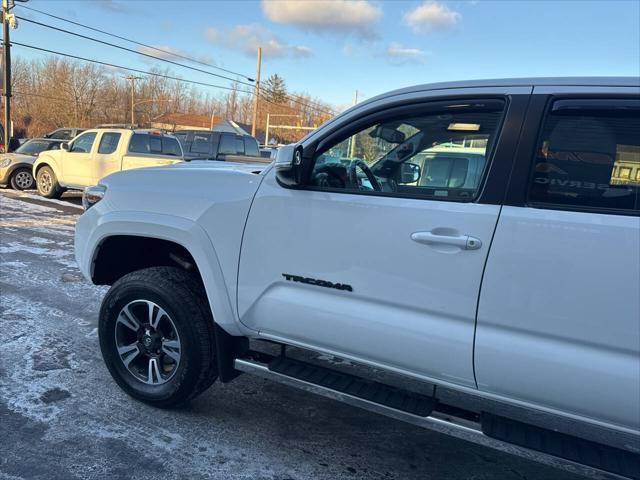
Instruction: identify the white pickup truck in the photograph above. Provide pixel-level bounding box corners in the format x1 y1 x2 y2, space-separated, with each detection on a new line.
33 128 183 198
75 78 639 479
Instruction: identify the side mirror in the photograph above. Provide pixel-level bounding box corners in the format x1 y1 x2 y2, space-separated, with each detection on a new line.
61 142 70 151
275 144 303 187
274 144 296 171
399 162 421 184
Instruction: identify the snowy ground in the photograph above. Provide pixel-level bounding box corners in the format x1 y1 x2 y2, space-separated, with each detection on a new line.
0 189 584 480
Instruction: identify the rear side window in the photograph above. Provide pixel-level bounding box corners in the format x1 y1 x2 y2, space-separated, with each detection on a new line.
244 137 259 156
129 134 182 156
97 133 121 154
529 100 640 213
129 133 149 153
162 137 182 156
218 134 238 155
190 133 212 154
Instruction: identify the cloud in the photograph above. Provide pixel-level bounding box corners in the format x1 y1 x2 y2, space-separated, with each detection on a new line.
403 1 461 33
261 0 381 38
90 0 129 13
205 24 312 59
384 42 427 64
136 45 213 66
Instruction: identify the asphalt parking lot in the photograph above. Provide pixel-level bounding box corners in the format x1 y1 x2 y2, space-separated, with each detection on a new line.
0 189 586 480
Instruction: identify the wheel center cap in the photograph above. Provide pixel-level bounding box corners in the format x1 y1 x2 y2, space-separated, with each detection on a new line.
142 336 153 347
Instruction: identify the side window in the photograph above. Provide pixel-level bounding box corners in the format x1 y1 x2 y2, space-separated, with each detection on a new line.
235 137 245 155
528 100 640 212
97 133 121 154
49 129 72 140
129 133 149 153
69 132 97 153
309 100 504 200
190 133 212 154
149 136 163 154
244 137 259 156
218 134 237 155
162 137 182 156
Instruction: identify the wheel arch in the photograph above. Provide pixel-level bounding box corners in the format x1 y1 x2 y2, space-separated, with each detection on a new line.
33 157 62 180
80 212 249 336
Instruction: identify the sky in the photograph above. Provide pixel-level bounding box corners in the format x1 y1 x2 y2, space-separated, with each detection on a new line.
10 0 640 110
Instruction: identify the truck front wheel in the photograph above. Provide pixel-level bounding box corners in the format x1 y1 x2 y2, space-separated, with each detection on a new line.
99 267 218 407
36 166 64 198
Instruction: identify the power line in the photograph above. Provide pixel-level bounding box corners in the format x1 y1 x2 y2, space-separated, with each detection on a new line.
16 14 335 116
17 4 255 83
16 16 256 88
12 42 256 95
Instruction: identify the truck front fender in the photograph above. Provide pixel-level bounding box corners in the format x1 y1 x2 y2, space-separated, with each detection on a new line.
75 209 254 336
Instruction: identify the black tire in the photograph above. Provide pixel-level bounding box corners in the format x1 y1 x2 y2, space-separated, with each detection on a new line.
36 165 64 198
9 167 35 190
99 267 218 408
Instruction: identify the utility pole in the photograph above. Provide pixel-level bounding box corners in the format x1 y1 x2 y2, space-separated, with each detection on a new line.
125 75 141 126
250 47 261 138
2 0 13 151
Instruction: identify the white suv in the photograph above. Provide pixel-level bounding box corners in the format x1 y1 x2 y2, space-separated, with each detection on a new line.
75 78 639 479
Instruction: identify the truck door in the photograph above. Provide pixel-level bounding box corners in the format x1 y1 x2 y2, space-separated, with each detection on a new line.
61 131 97 187
91 131 122 183
475 90 640 430
238 88 530 388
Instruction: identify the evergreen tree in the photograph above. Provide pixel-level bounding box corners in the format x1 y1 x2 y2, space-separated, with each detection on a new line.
263 74 287 104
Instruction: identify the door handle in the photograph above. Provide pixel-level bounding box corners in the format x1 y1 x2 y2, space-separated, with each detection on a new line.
410 231 482 250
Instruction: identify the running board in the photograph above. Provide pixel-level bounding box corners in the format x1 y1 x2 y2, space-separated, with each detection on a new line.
234 357 633 480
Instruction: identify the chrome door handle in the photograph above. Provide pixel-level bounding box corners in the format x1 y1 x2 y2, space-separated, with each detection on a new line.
410 231 482 250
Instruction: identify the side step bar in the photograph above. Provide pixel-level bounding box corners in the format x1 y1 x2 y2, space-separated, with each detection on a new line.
235 357 636 480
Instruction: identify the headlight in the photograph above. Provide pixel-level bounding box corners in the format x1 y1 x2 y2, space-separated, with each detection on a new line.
82 184 107 210
0 158 12 168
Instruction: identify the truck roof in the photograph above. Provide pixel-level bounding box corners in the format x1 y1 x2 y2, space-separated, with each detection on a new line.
382 76 638 95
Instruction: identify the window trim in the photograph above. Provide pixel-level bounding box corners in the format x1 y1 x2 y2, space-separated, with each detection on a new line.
523 96 639 216
294 98 510 203
97 132 122 155
69 131 97 154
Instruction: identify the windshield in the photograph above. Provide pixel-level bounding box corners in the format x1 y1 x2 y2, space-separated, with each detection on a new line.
15 139 60 156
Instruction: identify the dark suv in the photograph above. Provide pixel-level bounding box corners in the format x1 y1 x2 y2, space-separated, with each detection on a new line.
173 130 260 161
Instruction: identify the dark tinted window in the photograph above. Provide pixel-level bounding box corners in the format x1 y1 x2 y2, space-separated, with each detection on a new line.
16 139 61 155
129 133 149 153
235 137 245 155
49 129 73 140
529 101 640 212
149 136 162 153
162 137 181 156
218 134 238 155
190 133 212 154
244 137 259 156
97 132 121 154
129 133 180 156
70 132 97 153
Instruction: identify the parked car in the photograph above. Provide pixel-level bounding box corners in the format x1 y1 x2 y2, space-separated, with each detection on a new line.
43 127 86 141
75 78 639 480
173 129 261 161
34 129 183 198
0 138 64 190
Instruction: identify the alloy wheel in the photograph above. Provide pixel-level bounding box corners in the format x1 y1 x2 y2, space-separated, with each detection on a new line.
114 300 182 385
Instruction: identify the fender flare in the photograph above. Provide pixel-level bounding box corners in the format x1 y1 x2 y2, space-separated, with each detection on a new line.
78 210 254 336
33 155 62 182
